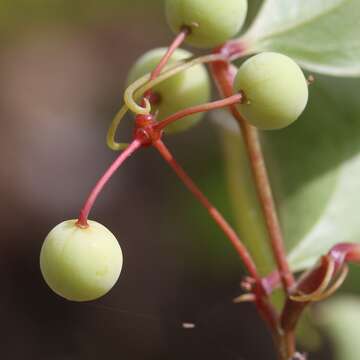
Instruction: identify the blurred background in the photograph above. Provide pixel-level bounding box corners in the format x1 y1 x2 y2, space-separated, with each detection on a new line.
0 1 340 359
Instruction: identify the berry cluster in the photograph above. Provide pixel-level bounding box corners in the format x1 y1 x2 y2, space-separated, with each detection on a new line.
40 0 309 305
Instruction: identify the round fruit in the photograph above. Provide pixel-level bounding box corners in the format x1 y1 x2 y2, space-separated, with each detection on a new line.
40 219 123 302
127 47 210 133
233 52 309 130
165 0 248 48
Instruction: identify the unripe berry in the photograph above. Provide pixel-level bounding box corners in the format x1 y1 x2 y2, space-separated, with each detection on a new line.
40 220 123 302
233 52 309 130
165 0 248 48
127 48 210 133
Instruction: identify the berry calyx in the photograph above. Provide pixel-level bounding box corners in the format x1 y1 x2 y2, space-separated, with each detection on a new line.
134 114 163 146
165 0 248 48
233 52 309 130
40 220 123 302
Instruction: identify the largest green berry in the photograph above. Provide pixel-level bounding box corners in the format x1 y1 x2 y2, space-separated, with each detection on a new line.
40 220 123 302
127 48 210 133
165 0 248 48
233 52 309 130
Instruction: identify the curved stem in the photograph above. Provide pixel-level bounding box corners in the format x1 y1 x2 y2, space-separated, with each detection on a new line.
107 30 188 150
107 54 227 152
77 139 142 227
155 93 243 131
107 104 130 151
154 139 260 282
124 53 226 115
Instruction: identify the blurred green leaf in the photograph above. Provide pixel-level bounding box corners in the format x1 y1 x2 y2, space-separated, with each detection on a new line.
317 296 360 360
296 310 323 352
242 0 360 76
0 0 162 37
219 75 360 273
264 76 360 271
216 0 360 275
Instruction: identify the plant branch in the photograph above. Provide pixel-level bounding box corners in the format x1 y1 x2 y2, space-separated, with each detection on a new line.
155 93 243 131
150 28 189 81
77 139 142 227
124 53 226 115
154 140 280 334
210 59 295 294
153 139 260 282
242 125 295 291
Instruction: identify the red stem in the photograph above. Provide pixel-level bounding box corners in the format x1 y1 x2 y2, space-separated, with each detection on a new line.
153 139 260 283
210 60 295 294
143 28 189 100
77 139 142 227
244 127 295 291
150 28 189 81
155 93 243 131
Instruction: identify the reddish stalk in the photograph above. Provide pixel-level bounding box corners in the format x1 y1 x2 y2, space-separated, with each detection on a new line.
243 126 295 291
154 139 280 336
210 59 295 294
155 93 243 131
154 139 260 283
150 28 189 81
210 57 296 360
144 28 189 100
77 139 142 227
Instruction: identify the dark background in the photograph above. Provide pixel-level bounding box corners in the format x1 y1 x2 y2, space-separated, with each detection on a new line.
0 1 331 359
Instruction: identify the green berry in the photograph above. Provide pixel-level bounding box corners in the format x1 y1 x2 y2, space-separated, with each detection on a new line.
40 220 123 302
165 0 248 48
127 47 210 133
233 52 309 130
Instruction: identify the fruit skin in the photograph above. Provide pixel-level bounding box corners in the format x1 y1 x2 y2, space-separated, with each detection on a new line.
40 220 123 302
233 52 309 130
165 0 248 48
127 47 210 133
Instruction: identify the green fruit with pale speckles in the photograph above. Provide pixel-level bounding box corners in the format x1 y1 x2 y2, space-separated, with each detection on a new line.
234 52 309 130
165 0 248 48
40 219 123 302
127 47 210 133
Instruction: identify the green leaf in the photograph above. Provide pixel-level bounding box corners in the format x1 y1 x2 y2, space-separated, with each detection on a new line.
296 310 323 352
262 76 360 271
218 76 360 273
242 0 360 77
220 1 360 272
317 296 360 360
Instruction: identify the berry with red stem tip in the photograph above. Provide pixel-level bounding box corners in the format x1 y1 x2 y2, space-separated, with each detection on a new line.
40 220 123 302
